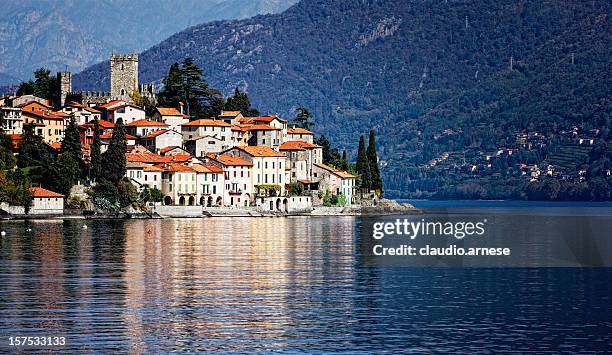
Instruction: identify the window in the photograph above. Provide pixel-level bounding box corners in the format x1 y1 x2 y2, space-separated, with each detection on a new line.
257 174 260 183
204 173 208 182
265 174 268 183
262 139 265 144
241 171 243 178
272 162 275 169
265 162 268 169
234 171 236 178
279 174 282 183
213 185 216 194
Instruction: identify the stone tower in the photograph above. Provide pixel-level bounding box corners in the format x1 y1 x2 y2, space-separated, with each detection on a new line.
57 71 72 107
110 53 138 102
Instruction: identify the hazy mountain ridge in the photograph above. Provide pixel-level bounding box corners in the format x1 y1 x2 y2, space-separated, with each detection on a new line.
0 0 298 81
73 0 611 196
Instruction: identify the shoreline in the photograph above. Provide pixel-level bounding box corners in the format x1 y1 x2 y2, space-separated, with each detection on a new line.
0 204 421 220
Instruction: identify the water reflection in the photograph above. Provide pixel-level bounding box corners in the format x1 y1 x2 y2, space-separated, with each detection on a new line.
0 216 611 352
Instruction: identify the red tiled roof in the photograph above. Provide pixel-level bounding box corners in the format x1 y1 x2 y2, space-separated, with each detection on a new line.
100 133 137 140
22 110 66 120
84 119 115 128
219 110 241 117
279 140 320 150
156 107 188 117
107 104 143 112
206 153 253 167
238 115 287 124
154 163 194 172
287 127 314 135
243 124 280 131
159 146 182 154
96 100 124 109
314 163 356 179
30 187 64 198
126 119 168 127
126 151 166 164
181 119 231 127
235 146 285 157
15 100 51 109
140 129 170 139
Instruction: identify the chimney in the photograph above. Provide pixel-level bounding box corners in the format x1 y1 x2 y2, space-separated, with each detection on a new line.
178 101 184 115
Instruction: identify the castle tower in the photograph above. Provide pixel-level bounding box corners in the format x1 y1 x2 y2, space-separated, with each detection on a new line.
110 53 138 102
57 71 72 107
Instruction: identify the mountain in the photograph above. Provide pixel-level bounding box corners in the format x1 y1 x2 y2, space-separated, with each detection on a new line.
0 0 298 81
74 0 611 198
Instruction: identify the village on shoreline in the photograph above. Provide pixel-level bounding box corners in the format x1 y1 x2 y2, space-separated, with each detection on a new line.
0 54 417 219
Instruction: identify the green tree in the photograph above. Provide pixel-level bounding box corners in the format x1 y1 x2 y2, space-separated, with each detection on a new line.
90 120 102 181
62 116 82 158
181 57 209 116
158 62 185 109
0 129 16 171
17 123 48 169
101 118 127 184
367 130 383 196
288 181 305 196
293 107 314 130
224 87 260 117
356 135 371 190
0 170 33 213
43 153 80 196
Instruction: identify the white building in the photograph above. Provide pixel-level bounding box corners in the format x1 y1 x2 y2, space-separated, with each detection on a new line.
184 135 225 157
313 163 356 206
181 119 231 145
138 129 183 153
223 146 286 196
192 163 225 207
0 107 22 135
106 104 145 125
287 126 314 144
61 101 102 126
152 107 189 132
125 119 169 137
159 163 198 206
29 187 64 215
205 153 253 207
126 162 163 190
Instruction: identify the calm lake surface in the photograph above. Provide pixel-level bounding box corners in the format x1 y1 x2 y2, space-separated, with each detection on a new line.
1 202 611 352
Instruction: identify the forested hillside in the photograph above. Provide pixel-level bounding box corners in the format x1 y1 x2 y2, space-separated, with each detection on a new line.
74 0 612 199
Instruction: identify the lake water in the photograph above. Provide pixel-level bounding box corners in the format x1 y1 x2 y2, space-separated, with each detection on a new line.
1 203 611 352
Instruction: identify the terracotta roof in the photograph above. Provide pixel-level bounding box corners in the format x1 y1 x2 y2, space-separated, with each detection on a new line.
107 104 144 112
65 101 86 108
279 140 320 150
288 127 314 135
314 163 356 179
144 165 165 172
231 124 249 132
159 146 183 154
159 154 192 163
191 163 224 173
154 163 194 172
100 133 137 140
141 129 169 139
206 153 253 167
16 100 51 109
126 151 167 164
244 124 280 131
235 146 286 157
238 115 287 124
30 187 64 198
22 110 66 120
125 119 168 127
84 119 115 128
181 119 231 127
156 107 188 117
96 100 124 109
219 110 241 117
84 107 101 114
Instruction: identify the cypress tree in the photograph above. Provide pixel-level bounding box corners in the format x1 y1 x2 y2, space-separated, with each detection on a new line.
158 63 185 109
101 118 127 184
356 135 371 190
17 123 48 169
90 120 102 181
225 87 259 117
367 129 383 195
62 116 82 159
294 107 314 130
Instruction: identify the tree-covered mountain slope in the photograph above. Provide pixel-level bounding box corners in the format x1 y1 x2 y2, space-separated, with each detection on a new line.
74 0 611 198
